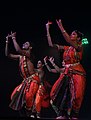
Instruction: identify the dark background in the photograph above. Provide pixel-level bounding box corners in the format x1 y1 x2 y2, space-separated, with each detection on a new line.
0 1 91 119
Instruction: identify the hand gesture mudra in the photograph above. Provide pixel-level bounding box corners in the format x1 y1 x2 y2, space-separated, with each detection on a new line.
44 56 48 63
46 21 52 29
6 34 11 43
49 57 54 64
56 19 62 27
10 31 16 38
6 34 10 41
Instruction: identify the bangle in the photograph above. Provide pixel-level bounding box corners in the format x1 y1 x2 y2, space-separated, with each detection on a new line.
62 30 66 34
52 63 56 66
12 37 16 39
6 41 8 43
45 63 47 65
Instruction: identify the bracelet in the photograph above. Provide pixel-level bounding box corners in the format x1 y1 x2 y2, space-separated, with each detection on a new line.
6 41 8 43
45 63 47 65
62 30 66 34
52 63 56 66
12 37 16 39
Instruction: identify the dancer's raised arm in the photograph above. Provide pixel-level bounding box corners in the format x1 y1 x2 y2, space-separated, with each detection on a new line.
56 19 83 51
5 34 20 60
46 21 53 47
11 31 32 58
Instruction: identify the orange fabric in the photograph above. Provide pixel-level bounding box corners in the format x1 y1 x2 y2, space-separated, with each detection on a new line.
11 74 40 109
11 84 22 100
50 69 86 112
42 93 50 108
35 85 44 112
72 74 86 110
50 73 64 98
25 81 39 108
25 74 40 108
63 46 83 64
71 64 86 74
35 84 50 113
63 46 86 111
50 45 86 114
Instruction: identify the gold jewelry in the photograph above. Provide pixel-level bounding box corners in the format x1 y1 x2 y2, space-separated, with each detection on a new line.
52 63 56 66
45 63 47 65
6 41 8 43
12 37 16 39
62 30 66 34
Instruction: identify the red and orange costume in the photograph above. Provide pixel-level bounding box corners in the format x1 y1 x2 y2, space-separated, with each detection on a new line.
9 56 40 111
34 80 51 115
50 46 86 118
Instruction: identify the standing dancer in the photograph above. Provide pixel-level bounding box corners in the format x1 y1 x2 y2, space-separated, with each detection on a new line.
45 19 86 119
31 60 51 118
5 32 40 117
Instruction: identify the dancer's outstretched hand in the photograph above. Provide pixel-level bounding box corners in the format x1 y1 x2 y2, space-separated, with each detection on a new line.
56 19 62 27
49 57 54 64
6 34 11 43
10 31 16 39
44 56 48 61
46 21 52 29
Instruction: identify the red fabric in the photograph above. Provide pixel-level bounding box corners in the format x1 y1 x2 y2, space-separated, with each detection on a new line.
42 94 50 108
25 81 39 108
50 73 64 98
72 74 86 110
50 45 86 113
63 46 86 110
11 74 40 109
63 46 83 64
25 74 40 108
50 69 86 112
35 84 50 113
11 84 22 100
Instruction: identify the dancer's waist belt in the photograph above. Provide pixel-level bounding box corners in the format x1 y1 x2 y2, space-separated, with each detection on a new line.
63 62 80 68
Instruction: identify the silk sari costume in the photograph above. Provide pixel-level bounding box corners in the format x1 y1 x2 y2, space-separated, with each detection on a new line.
9 56 40 110
50 45 86 118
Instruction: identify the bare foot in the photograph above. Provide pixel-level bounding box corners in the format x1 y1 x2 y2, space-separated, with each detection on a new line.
56 116 67 119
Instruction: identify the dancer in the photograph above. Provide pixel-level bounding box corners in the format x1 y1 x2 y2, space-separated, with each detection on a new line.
5 32 40 117
31 60 51 118
45 19 86 119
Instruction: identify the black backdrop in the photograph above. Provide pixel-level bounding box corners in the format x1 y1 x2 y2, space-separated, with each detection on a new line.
0 1 91 119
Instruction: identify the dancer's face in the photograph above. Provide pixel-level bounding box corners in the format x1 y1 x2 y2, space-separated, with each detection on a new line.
37 60 43 68
22 42 30 50
70 31 78 41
